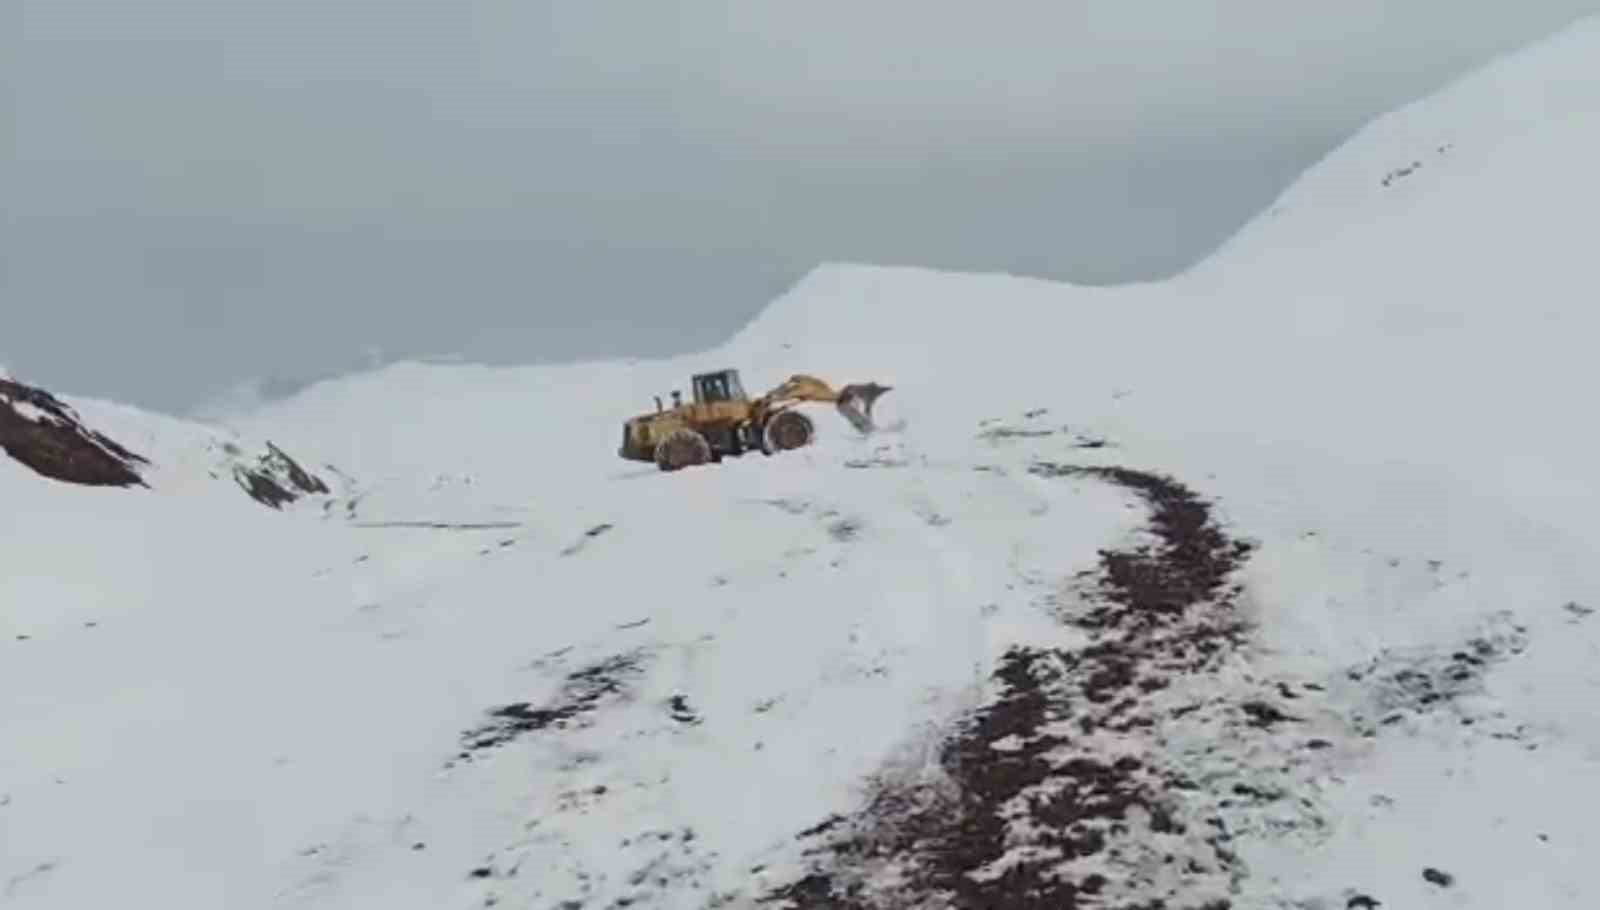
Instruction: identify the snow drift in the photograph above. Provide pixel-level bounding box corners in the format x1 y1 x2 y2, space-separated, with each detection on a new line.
7 14 1600 910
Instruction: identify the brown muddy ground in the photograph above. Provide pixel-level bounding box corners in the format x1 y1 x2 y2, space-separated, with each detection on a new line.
763 464 1259 909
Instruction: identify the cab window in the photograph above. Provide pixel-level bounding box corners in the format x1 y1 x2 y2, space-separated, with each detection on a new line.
698 375 729 402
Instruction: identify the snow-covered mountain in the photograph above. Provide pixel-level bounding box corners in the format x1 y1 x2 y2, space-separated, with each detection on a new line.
7 15 1600 910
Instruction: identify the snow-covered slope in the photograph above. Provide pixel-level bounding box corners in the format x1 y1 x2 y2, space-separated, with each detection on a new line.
0 376 350 651
1194 14 1600 297
8 15 1600 910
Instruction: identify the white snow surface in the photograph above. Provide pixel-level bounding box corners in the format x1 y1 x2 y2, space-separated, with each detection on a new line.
7 17 1600 910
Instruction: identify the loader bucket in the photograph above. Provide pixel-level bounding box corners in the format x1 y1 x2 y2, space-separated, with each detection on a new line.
835 382 892 434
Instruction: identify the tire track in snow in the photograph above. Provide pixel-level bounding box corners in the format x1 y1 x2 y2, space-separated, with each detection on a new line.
763 462 1329 909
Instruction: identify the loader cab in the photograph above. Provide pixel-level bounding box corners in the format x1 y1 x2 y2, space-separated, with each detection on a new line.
691 369 748 404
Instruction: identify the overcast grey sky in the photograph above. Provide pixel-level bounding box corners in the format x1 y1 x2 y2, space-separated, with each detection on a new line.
4 1 1597 414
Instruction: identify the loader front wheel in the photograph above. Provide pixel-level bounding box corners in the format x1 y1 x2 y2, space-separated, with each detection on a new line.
656 428 712 472
762 411 815 454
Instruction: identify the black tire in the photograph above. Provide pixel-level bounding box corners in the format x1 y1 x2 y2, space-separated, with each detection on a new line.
655 428 713 471
762 411 815 454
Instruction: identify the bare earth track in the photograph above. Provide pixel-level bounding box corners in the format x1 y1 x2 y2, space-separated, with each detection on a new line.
443 442 1541 909
763 463 1265 909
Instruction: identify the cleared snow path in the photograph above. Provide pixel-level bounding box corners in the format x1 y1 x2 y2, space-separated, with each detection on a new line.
764 462 1273 908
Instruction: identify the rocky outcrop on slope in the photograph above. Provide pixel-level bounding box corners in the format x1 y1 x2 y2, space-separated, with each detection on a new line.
222 440 332 510
2 375 335 511
0 377 149 487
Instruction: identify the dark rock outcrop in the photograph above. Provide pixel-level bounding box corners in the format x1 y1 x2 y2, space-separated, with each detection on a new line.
2 375 333 511
0 378 148 488
230 441 331 509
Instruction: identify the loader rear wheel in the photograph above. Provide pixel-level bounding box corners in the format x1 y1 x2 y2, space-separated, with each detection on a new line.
655 428 712 472
762 411 815 454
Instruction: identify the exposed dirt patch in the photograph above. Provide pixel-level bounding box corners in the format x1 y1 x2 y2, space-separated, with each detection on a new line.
1339 610 1530 742
0 378 148 487
978 426 1060 441
843 444 912 470
760 498 813 515
561 523 616 556
4 859 62 900
975 415 1112 451
1240 700 1299 729
452 651 646 765
976 412 1062 443
1421 867 1455 888
763 464 1271 909
350 521 523 530
827 517 864 542
668 694 702 725
470 825 713 910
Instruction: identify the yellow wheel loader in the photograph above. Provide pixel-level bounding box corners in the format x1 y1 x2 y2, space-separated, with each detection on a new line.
618 369 892 471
